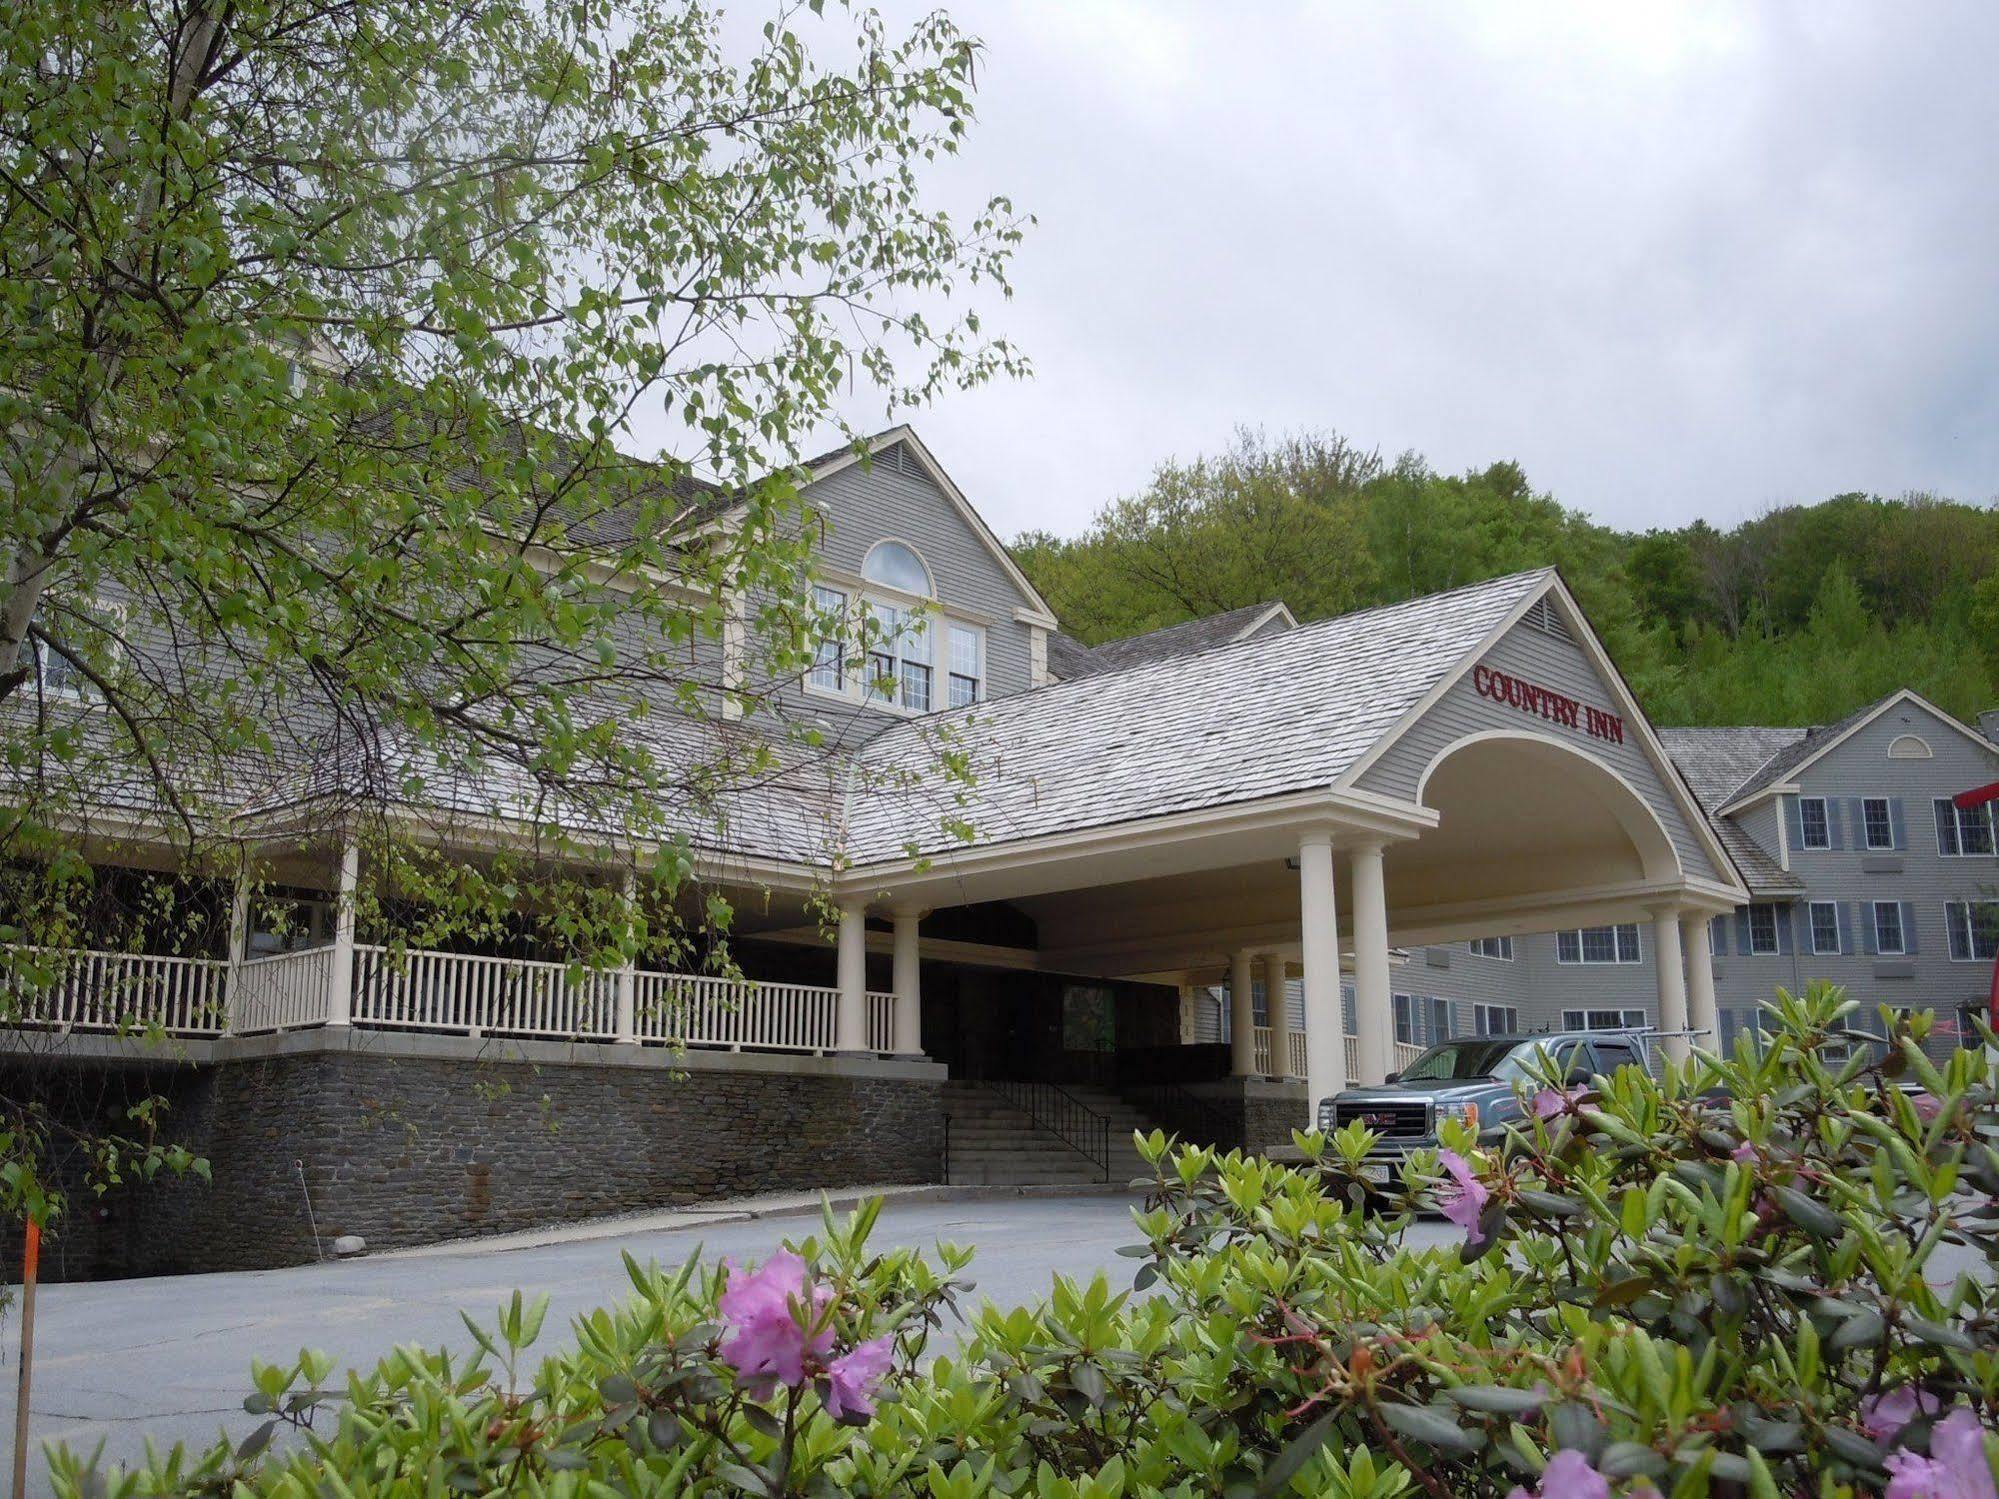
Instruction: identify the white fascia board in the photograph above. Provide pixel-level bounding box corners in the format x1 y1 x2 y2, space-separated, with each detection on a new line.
1716 689 1999 817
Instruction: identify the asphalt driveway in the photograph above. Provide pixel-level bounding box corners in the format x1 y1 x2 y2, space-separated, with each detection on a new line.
0 1193 1159 1487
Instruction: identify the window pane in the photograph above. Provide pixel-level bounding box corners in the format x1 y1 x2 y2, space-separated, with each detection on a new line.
1557 931 1581 963
1810 902 1839 955
948 673 978 708
899 660 932 711
1965 805 1996 856
809 586 847 689
863 541 932 595
1799 798 1828 848
1615 924 1640 962
1748 905 1777 955
1938 798 1962 856
1874 902 1903 954
1864 799 1892 849
948 624 982 679
1582 926 1616 963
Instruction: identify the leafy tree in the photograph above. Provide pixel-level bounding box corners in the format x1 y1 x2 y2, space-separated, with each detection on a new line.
0 0 1022 1225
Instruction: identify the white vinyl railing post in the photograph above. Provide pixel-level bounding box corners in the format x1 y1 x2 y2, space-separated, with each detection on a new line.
325 840 357 1029
222 860 251 1035
614 869 637 1044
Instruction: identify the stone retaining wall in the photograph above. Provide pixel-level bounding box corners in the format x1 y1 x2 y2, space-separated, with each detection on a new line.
5 1035 945 1280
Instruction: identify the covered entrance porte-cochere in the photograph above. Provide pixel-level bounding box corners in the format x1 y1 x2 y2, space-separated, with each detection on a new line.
825 722 1746 1122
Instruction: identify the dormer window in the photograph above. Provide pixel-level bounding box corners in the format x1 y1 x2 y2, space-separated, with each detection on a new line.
863 540 932 597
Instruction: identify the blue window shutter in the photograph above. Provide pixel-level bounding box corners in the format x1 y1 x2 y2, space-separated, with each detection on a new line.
1776 906 1795 956
1784 795 1806 851
1720 1008 1739 1052
1859 902 1876 955
1836 902 1853 955
1850 798 1868 848
1930 797 1950 853
1710 914 1730 957
1735 908 1753 953
1827 799 1845 850
1901 902 1920 955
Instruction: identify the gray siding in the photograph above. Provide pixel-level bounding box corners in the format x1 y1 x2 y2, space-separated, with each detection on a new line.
1710 700 1999 1050
1357 616 1729 886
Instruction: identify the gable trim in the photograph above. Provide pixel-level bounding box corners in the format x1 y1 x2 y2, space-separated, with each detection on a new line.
1335 568 1748 899
1716 690 1999 817
805 427 1060 629
1237 602 1299 640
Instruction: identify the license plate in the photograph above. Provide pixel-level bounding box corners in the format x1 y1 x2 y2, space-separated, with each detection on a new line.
1360 1162 1393 1183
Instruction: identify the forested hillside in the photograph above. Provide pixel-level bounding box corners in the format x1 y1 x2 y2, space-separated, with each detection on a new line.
1012 429 1999 727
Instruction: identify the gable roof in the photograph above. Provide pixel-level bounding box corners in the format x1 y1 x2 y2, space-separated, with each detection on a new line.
799 427 1059 627
1655 726 1808 892
842 571 1548 864
1715 689 1998 813
1049 601 1297 679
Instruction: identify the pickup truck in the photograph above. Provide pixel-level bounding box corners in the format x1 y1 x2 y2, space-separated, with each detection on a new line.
1315 1029 1652 1183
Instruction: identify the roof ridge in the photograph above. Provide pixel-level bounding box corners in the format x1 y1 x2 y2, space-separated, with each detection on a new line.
857 568 1551 759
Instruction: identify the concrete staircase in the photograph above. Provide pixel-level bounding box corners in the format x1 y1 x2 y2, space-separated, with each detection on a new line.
942 1080 1159 1187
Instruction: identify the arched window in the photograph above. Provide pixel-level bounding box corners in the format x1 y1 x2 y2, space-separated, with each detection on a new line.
862 540 933 597
1888 734 1933 759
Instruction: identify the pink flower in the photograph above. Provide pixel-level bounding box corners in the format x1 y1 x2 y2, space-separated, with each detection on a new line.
1913 1093 1946 1123
1730 1140 1757 1163
1865 1387 1944 1441
1437 1148 1491 1245
718 1250 834 1393
823 1334 894 1420
1886 1409 1999 1499
1505 1449 1612 1499
1531 1086 1585 1119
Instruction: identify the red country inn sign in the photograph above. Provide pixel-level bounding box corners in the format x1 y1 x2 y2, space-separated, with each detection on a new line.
1472 664 1627 746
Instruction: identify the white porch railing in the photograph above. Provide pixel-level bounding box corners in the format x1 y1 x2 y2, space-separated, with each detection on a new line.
353 945 619 1039
1249 1028 1341 1081
231 947 334 1033
1 946 230 1034
630 971 896 1053
1394 1040 1426 1072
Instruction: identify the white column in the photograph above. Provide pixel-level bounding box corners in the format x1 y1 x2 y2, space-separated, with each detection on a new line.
223 858 252 1035
835 898 869 1052
1350 843 1394 1084
1229 948 1258 1077
1299 831 1348 1114
891 906 924 1056
1261 952 1293 1076
1680 911 1716 1054
326 839 358 1028
614 868 638 1044
1651 905 1689 1065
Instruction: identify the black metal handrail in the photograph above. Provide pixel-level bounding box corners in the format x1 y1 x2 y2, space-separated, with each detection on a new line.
990 1078 1110 1181
1121 1081 1234 1150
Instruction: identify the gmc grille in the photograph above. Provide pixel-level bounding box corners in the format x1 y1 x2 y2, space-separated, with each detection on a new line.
1332 1101 1431 1138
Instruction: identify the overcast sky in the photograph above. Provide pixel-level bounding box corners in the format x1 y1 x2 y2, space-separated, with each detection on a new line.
674 3 1999 541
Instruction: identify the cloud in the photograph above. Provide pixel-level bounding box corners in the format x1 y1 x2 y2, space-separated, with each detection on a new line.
639 3 1999 540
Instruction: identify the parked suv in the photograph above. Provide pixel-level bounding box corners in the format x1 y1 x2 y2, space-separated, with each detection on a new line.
1316 1030 1650 1184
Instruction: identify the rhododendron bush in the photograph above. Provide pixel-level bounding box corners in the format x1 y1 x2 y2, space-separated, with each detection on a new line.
51 983 1999 1497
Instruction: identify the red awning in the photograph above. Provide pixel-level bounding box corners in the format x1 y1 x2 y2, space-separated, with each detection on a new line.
1954 779 1999 810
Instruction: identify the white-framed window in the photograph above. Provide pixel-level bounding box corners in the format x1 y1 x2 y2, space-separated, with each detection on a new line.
20 599 125 701
1798 796 1830 850
1555 924 1641 965
946 622 984 708
1467 936 1514 960
862 539 933 595
808 585 848 691
805 550 983 717
1473 1002 1518 1036
1872 901 1907 957
1945 901 1999 963
1392 993 1414 1045
1808 901 1841 956
1745 903 1780 956
1936 798 1997 857
1862 797 1894 851
1563 1008 1648 1032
